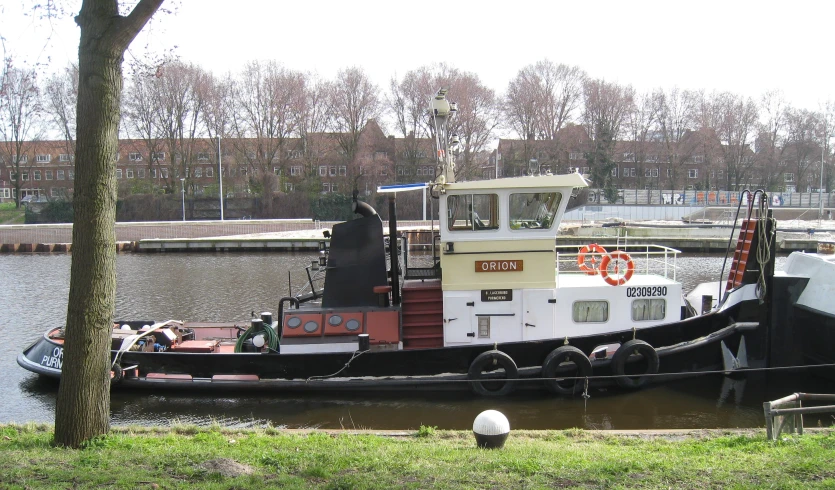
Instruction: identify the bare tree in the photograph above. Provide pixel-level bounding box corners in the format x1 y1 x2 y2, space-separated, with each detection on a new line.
231 61 304 212
710 92 759 190
583 79 635 202
654 87 699 190
503 64 539 156
534 61 586 140
296 73 330 193
55 0 164 448
755 90 787 191
43 64 78 158
623 91 658 189
504 60 585 140
0 61 42 207
154 61 209 199
328 66 382 185
446 72 500 181
198 71 234 199
782 107 820 191
122 69 166 192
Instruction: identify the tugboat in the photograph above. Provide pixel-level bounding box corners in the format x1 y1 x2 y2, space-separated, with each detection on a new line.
18 89 777 396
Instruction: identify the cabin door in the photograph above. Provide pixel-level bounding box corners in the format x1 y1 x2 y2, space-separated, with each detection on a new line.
442 292 475 345
522 289 557 341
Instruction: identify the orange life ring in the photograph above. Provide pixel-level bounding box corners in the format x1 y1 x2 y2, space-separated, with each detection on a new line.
577 243 607 275
599 250 635 286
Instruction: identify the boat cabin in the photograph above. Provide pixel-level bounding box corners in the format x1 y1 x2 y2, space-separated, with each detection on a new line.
279 172 684 355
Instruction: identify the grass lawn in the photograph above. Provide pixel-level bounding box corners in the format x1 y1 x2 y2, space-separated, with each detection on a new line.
1 424 833 489
0 202 25 224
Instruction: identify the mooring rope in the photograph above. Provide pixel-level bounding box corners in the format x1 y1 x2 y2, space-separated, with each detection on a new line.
305 349 368 382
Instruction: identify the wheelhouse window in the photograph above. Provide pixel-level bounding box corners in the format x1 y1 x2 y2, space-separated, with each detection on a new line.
509 192 561 230
631 299 666 321
447 193 499 231
572 300 609 323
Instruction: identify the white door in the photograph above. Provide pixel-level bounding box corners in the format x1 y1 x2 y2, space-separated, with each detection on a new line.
443 292 475 345
522 289 556 341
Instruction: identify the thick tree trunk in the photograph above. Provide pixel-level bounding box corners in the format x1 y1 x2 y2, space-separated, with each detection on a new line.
53 0 164 449
54 18 123 449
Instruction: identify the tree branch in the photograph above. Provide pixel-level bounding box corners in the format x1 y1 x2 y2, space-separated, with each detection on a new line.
111 0 165 53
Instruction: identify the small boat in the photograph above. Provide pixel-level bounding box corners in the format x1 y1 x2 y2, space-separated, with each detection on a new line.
18 89 778 396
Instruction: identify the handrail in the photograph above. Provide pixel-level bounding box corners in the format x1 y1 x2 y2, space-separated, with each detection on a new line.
555 243 680 281
763 392 835 441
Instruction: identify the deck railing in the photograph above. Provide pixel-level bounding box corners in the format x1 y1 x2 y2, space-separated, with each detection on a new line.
556 243 681 281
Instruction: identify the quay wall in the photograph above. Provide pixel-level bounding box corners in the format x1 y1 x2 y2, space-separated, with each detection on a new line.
0 218 827 254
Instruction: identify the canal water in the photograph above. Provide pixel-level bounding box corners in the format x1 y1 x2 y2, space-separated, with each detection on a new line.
1 252 831 430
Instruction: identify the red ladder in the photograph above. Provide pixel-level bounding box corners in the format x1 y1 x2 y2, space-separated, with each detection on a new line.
726 219 757 290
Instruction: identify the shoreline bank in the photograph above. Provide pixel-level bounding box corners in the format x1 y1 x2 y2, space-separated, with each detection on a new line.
2 424 833 488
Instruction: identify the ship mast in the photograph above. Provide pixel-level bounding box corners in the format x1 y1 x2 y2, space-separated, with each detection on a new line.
430 88 458 194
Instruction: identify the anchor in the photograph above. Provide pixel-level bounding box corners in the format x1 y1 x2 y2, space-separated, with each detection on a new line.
721 336 748 374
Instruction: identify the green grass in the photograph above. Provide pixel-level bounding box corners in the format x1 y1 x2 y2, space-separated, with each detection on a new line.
0 424 833 489
0 202 25 224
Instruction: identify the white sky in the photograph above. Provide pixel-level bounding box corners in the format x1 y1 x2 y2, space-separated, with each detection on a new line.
3 0 834 131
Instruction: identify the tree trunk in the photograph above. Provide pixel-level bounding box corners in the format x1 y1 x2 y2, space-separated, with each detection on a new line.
54 20 122 450
54 0 164 449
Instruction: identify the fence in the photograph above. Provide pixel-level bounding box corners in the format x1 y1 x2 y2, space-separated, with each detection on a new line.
763 392 835 441
588 189 835 207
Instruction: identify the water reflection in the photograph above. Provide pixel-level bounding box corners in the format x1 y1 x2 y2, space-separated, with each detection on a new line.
4 252 829 430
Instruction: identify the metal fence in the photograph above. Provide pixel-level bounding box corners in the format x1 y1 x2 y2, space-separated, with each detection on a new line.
589 189 835 207
763 392 835 441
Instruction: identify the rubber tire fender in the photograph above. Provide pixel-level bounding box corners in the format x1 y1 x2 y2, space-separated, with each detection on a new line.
468 350 518 397
611 339 659 389
110 364 124 386
542 345 593 396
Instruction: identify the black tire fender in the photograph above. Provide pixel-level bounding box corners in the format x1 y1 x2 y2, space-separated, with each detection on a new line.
468 350 518 397
611 339 659 389
110 364 124 386
542 345 592 395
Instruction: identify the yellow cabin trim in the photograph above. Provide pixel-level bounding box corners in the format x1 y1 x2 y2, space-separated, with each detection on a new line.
440 238 556 290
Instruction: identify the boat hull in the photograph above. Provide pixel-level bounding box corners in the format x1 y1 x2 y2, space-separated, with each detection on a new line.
18 290 766 394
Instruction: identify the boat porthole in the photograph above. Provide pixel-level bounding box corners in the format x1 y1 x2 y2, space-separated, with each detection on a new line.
345 319 360 331
303 321 319 333
328 315 343 326
287 317 301 329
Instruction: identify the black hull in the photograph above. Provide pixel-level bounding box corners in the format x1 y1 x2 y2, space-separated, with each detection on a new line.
18 294 767 395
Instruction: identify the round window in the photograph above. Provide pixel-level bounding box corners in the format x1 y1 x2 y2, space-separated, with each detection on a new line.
328 315 343 326
303 321 319 333
345 319 361 332
287 317 301 329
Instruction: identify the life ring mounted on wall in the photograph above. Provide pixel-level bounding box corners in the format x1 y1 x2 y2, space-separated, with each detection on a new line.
577 243 607 275
599 250 635 286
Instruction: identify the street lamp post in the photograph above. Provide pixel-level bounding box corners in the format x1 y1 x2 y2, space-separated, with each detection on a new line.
217 136 224 221
820 129 834 224
180 178 186 221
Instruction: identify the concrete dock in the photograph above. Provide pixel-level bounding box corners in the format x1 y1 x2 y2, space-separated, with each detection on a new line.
0 218 832 254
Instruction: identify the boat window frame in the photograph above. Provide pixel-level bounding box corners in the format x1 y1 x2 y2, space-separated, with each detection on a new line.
446 193 500 232
571 300 610 323
508 191 562 231
630 298 667 322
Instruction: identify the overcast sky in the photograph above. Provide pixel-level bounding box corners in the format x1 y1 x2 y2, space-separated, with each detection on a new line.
4 0 834 124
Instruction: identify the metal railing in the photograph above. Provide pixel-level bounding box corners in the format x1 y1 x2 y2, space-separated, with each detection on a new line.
556 243 681 281
763 392 835 441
